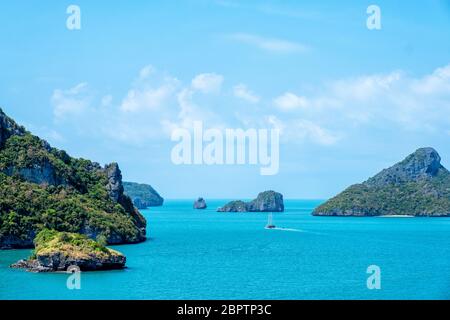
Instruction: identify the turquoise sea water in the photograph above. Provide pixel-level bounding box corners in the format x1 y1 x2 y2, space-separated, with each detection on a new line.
1 199 450 300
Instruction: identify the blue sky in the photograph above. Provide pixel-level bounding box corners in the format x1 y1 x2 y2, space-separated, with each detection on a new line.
1 0 450 199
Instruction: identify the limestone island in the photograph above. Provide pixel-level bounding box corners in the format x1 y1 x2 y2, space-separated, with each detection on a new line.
11 230 126 272
314 147 450 217
193 197 207 209
123 181 164 209
0 107 146 250
218 191 284 212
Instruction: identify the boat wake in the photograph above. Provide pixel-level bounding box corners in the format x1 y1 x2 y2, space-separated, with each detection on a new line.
265 227 304 233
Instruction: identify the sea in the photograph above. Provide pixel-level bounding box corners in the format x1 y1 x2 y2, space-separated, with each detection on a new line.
1 200 450 300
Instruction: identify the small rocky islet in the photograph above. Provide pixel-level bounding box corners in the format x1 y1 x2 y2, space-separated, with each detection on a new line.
218 191 285 212
193 197 207 209
11 229 126 272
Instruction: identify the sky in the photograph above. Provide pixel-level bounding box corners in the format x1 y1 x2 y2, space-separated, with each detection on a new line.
1 0 450 199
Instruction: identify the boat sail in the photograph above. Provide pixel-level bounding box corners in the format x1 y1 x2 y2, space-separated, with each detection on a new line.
265 213 276 229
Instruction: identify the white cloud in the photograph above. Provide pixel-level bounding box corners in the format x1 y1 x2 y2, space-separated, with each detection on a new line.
49 63 450 149
51 82 89 121
120 83 176 112
233 84 260 103
139 65 155 80
228 33 309 53
120 66 180 112
273 92 308 111
412 64 450 95
191 73 224 93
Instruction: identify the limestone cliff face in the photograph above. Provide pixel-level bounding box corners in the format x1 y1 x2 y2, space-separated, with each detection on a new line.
218 191 284 212
314 148 450 217
3 159 68 186
364 147 443 187
0 108 146 249
247 191 284 212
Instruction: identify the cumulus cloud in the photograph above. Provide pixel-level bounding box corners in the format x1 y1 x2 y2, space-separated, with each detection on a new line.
120 66 180 113
273 92 308 111
51 82 90 121
49 63 450 149
233 84 260 103
191 73 224 93
228 33 309 53
268 64 450 140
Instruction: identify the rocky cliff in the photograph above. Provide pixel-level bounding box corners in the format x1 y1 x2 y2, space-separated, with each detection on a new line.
314 148 450 217
123 182 164 209
0 108 146 249
218 191 284 212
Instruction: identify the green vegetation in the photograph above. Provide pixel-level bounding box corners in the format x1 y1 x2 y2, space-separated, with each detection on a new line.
218 200 248 212
33 229 115 257
0 132 144 247
314 166 450 216
123 181 164 208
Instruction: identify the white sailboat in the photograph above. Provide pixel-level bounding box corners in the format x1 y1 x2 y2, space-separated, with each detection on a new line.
265 212 276 229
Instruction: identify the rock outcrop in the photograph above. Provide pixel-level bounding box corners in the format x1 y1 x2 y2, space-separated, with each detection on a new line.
11 230 126 272
193 197 207 209
0 108 146 249
0 108 26 148
218 191 284 212
123 181 164 209
314 148 450 217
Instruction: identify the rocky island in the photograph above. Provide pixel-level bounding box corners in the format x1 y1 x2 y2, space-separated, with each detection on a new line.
193 197 207 209
314 147 450 217
218 191 284 212
123 181 164 209
11 229 126 272
0 108 146 249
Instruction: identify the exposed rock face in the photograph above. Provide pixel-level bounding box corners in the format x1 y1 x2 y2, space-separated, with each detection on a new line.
3 159 67 186
11 230 126 272
365 147 443 187
314 148 450 217
247 191 284 212
12 252 126 272
105 163 123 202
193 197 207 209
123 181 164 209
217 191 284 212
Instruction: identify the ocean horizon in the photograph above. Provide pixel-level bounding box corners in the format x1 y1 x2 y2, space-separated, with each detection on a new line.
1 199 450 300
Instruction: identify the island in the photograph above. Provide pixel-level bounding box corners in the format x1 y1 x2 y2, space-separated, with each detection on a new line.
193 197 207 209
11 229 126 272
218 191 284 212
123 181 164 209
0 108 146 249
313 147 450 217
